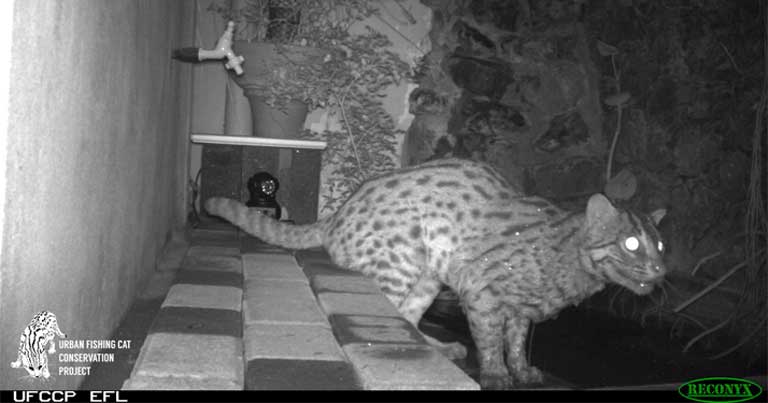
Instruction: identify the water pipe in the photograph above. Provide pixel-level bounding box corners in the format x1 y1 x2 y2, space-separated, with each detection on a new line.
172 21 244 75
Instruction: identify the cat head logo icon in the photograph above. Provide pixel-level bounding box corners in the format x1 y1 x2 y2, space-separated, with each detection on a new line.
10 311 66 379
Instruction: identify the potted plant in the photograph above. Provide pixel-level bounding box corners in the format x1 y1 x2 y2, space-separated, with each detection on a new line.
209 0 411 213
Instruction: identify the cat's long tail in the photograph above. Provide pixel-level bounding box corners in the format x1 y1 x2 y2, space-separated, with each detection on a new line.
204 197 328 249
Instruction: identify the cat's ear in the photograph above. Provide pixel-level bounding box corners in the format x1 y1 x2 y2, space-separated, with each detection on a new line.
649 209 666 225
586 194 618 226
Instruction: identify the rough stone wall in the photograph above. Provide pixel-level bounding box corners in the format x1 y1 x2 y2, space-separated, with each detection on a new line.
405 0 605 200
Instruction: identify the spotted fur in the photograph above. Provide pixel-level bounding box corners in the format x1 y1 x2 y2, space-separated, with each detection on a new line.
11 311 66 379
205 158 667 389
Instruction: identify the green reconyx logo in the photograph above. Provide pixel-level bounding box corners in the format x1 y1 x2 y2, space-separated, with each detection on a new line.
679 377 764 403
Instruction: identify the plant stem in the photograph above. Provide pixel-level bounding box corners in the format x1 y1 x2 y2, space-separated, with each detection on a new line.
674 249 766 313
605 54 622 182
336 79 363 178
606 105 622 182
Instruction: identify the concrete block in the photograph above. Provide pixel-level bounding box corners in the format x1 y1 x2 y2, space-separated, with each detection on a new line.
245 359 360 390
174 270 242 288
122 375 242 390
162 284 242 312
343 343 479 390
190 229 240 247
150 307 241 338
241 236 287 254
244 279 328 326
132 333 243 383
187 245 241 257
311 275 380 294
302 262 358 279
292 249 332 267
316 292 401 317
182 253 242 274
244 323 345 361
243 254 306 283
329 315 423 346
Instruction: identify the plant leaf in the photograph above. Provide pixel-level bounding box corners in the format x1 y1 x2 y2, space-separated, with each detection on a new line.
604 92 631 106
604 168 637 200
597 40 619 56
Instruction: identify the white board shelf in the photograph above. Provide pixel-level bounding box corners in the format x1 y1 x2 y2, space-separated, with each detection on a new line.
191 134 326 150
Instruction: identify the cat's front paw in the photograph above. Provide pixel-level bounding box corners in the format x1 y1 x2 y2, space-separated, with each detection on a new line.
423 335 468 360
480 373 516 390
511 365 544 385
440 341 468 360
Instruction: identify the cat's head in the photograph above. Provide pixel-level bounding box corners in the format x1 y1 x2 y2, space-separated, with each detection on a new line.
10 352 47 378
582 194 667 295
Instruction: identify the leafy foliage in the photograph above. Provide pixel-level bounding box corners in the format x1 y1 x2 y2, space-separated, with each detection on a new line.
210 0 411 214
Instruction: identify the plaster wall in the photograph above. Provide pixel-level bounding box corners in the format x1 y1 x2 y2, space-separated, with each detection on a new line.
0 0 193 389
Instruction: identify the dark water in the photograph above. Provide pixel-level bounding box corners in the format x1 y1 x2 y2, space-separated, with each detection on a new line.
420 299 766 388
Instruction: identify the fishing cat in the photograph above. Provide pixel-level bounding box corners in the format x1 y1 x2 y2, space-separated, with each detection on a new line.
11 311 67 379
205 158 666 389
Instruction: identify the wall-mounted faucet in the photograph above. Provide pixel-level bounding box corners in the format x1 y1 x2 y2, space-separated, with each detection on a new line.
172 21 244 75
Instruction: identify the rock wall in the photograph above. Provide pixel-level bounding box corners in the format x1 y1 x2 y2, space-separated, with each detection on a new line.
405 0 605 200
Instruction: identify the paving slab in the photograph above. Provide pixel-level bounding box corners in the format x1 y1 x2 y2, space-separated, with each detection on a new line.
150 307 241 337
194 219 238 232
329 315 423 346
243 254 306 283
244 279 329 326
241 236 288 254
131 333 242 383
244 323 345 361
343 343 479 390
162 284 242 312
311 275 381 294
174 269 242 288
292 249 332 267
316 292 401 317
181 252 242 274
122 375 242 390
186 245 242 257
245 359 360 390
301 262 359 279
189 229 240 248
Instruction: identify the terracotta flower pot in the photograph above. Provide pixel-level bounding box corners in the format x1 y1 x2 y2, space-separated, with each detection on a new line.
231 41 327 140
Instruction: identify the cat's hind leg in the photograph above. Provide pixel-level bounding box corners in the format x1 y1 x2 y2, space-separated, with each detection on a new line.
365 256 467 360
398 275 467 360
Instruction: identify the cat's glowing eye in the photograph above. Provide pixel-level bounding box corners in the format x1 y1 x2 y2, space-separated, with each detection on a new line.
657 241 664 252
624 236 640 251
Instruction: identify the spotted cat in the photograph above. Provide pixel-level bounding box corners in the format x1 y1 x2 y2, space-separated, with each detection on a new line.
205 158 666 389
11 311 67 379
